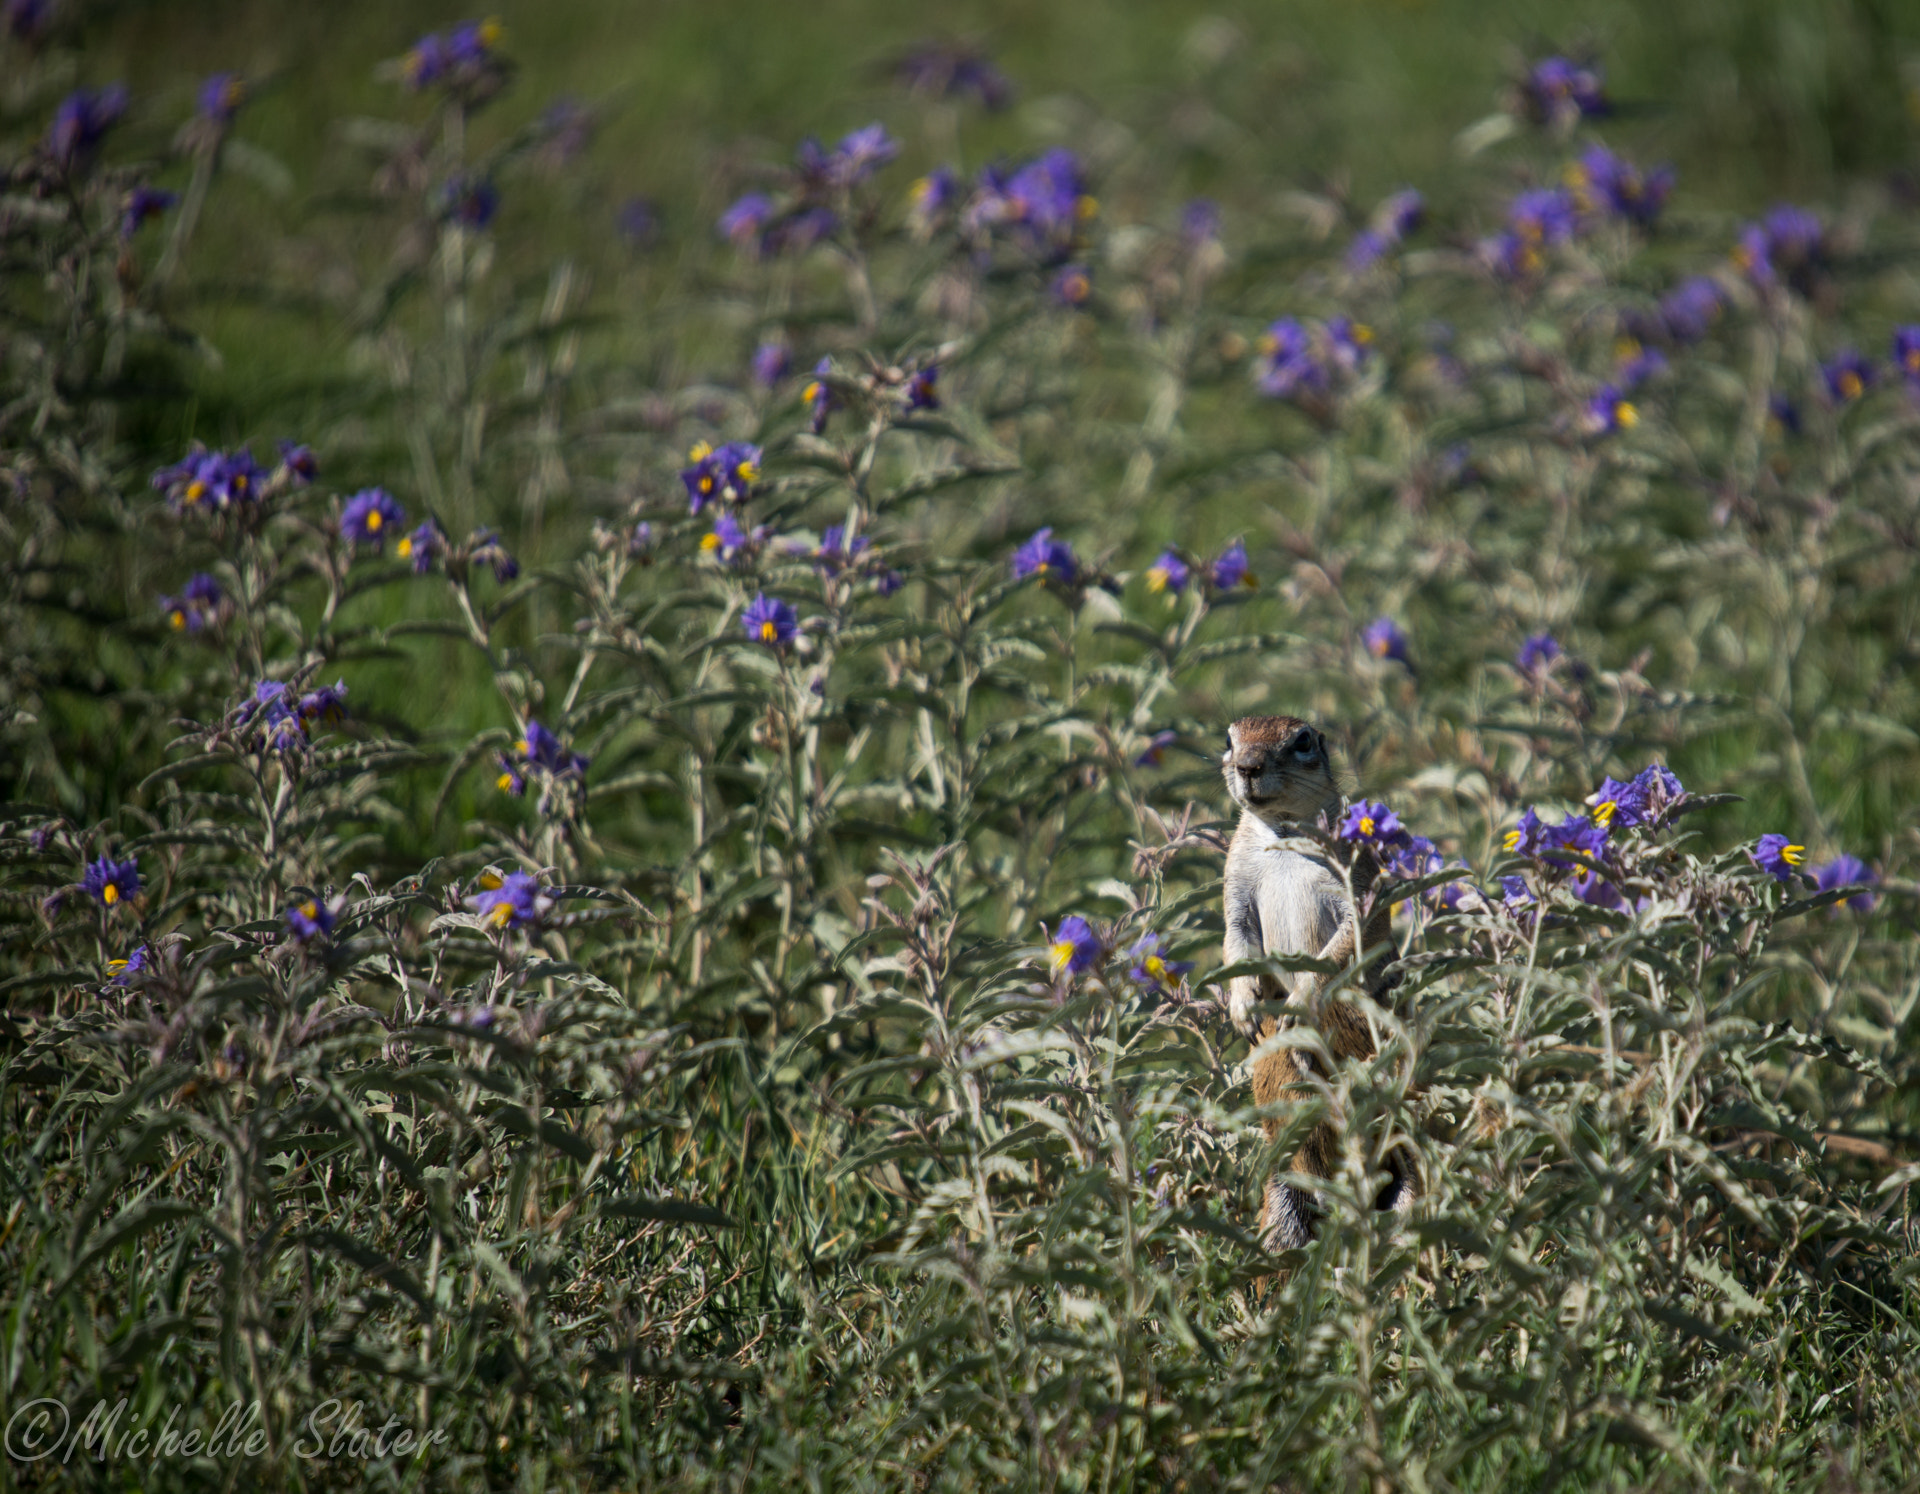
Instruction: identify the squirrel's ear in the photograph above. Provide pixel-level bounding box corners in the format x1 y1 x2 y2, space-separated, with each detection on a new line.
1225 723 1242 755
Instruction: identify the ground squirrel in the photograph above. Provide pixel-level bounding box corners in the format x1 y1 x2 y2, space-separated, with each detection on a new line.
1221 714 1414 1251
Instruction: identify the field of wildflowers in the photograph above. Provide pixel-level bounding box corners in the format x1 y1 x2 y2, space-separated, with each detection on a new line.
3 3 1919 1488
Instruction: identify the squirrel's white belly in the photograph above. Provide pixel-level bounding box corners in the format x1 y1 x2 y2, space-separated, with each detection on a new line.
1255 844 1347 960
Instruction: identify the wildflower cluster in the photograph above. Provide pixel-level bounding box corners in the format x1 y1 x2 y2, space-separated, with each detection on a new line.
151 442 314 515
717 123 898 255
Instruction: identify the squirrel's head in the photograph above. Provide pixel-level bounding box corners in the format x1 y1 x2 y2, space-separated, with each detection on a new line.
1223 715 1339 826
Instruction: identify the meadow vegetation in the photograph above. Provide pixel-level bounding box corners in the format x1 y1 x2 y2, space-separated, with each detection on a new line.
2 2 1918 1488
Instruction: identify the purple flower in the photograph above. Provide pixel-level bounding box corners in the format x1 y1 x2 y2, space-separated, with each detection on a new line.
628 521 655 561
1145 549 1190 594
908 167 959 233
1736 205 1823 291
737 591 791 641
1659 277 1724 343
120 186 177 240
83 856 140 908
1615 342 1668 391
1516 632 1560 675
298 680 349 725
1361 616 1409 666
404 18 503 91
286 897 336 942
1583 384 1639 435
703 512 754 563
1822 350 1874 404
830 123 898 186
1504 808 1548 857
1047 915 1102 975
465 870 551 931
342 488 405 548
1814 854 1878 912
1255 318 1323 399
800 524 871 575
517 718 589 780
1752 834 1805 883
719 192 775 247
995 147 1094 256
1521 56 1607 127
1050 263 1093 307
240 679 308 752
1126 933 1192 993
5 0 52 42
1570 868 1623 909
1570 145 1672 226
1500 875 1536 912
1208 540 1255 591
1134 730 1178 768
678 440 760 512
1537 813 1609 868
1585 776 1648 830
276 442 318 486
1629 764 1686 818
905 366 939 411
106 944 149 986
1325 317 1373 374
198 72 246 124
764 207 838 255
1012 528 1076 584
892 42 1012 109
743 593 799 647
441 174 498 229
160 572 223 633
1345 230 1390 273
617 197 661 247
1339 801 1408 848
1510 188 1579 248
151 449 260 512
1894 327 1920 387
1181 198 1222 245
751 342 790 386
803 359 837 435
397 519 443 574
495 752 526 795
48 84 128 170
469 527 519 582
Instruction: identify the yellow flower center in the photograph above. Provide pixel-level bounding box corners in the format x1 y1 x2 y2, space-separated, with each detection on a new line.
1907 349 1920 373
759 620 778 642
488 901 514 928
107 958 128 974
1592 801 1617 824
301 901 319 920
737 461 758 483
1839 371 1863 400
1359 817 1375 838
802 381 822 403
496 772 516 791
1352 323 1373 344
701 533 722 551
366 509 383 531
233 473 248 493
1075 195 1099 221
186 481 206 502
170 610 186 630
1503 829 1523 852
1146 567 1169 593
1050 940 1076 969
1732 244 1753 269
1615 337 1641 361
1256 334 1278 356
479 17 503 46
477 871 503 890
1615 400 1640 428
699 476 714 494
103 884 119 905
1144 955 1166 979
398 536 413 557
689 441 712 462
1782 843 1805 866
